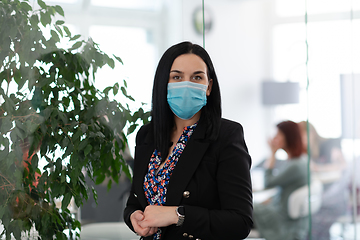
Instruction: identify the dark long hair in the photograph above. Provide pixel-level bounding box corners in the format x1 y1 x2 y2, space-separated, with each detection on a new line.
277 120 303 158
151 41 222 160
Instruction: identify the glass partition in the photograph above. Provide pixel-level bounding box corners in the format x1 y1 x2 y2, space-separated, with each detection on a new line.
272 0 360 239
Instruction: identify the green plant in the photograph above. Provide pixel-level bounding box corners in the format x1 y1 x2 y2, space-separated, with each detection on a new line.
0 0 150 239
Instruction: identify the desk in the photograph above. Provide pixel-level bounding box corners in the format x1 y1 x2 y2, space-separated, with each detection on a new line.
251 168 278 204
312 171 342 184
253 188 278 204
80 222 138 240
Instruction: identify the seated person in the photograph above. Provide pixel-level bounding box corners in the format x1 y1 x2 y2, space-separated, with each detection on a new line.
253 120 308 240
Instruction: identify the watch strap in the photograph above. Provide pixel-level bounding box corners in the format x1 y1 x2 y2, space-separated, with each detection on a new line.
176 206 185 226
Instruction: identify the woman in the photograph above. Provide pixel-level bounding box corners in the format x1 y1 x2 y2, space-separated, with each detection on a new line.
253 120 308 240
123 41 253 240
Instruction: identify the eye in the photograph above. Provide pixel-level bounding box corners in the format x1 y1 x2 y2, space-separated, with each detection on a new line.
192 76 202 80
173 75 181 80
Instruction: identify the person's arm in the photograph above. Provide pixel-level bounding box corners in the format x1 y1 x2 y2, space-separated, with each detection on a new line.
123 171 144 231
139 205 178 227
181 122 253 239
123 124 158 237
264 160 304 189
264 137 278 170
311 147 346 172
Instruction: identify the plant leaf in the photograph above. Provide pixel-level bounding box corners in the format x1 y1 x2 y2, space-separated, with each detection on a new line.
51 29 60 42
103 86 112 95
84 144 92 156
70 41 82 50
107 57 115 69
63 25 71 37
70 34 81 41
80 123 88 133
113 82 119 96
37 0 47 9
20 2 32 12
95 174 105 185
107 179 112 191
127 124 138 135
40 11 51 27
56 20 65 25
54 5 65 17
61 193 72 211
78 139 88 151
91 186 98 205
113 54 123 64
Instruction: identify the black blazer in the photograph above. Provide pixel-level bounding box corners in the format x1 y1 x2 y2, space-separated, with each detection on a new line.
124 118 253 240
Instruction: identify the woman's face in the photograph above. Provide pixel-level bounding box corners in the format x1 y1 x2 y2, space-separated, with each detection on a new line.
169 53 213 96
273 129 286 150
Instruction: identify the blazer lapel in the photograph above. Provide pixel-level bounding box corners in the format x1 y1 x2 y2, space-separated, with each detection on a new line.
165 121 210 206
133 130 154 208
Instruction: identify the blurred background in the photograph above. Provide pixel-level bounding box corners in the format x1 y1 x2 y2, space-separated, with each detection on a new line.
39 0 360 162
27 0 360 239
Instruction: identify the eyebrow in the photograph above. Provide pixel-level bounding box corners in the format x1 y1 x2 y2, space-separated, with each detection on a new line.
170 70 182 74
170 70 206 75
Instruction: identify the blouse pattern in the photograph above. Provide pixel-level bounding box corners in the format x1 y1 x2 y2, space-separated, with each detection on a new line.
143 122 197 239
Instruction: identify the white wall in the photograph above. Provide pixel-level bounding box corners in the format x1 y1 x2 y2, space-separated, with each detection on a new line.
176 0 272 165
55 0 277 165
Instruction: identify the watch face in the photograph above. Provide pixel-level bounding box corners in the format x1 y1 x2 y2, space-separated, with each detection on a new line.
178 206 185 215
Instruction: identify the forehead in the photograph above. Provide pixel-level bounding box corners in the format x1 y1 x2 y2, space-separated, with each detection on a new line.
171 54 207 71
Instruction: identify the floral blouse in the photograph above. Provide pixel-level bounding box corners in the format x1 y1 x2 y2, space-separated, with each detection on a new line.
143 122 197 239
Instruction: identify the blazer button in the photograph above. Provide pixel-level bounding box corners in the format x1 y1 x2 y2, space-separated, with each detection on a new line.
183 191 190 198
134 193 138 198
183 233 188 237
188 235 194 239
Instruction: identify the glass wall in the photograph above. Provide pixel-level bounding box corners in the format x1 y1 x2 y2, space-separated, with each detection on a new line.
269 0 360 239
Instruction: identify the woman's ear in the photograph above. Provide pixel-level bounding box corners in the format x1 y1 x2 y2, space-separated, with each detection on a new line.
206 79 213 96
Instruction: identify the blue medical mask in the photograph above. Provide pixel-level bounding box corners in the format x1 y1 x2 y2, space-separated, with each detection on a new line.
167 81 208 120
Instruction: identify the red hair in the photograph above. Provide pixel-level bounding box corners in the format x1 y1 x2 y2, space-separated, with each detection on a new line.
277 120 303 158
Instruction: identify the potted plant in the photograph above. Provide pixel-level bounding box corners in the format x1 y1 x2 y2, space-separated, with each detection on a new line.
0 0 149 239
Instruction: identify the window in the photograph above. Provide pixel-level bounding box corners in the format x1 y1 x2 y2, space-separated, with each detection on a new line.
275 0 360 17
272 3 360 139
90 0 162 10
89 26 156 112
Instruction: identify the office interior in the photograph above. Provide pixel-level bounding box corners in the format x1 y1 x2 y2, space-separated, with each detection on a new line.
3 0 360 239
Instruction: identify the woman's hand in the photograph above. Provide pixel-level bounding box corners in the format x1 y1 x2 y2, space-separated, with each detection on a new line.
264 137 281 169
139 205 178 228
268 137 281 155
130 210 158 237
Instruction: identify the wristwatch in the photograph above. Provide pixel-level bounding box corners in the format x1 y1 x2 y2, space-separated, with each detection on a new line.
176 206 185 226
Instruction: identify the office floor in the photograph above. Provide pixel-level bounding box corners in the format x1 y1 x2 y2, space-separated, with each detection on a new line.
246 222 360 240
330 222 360 240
